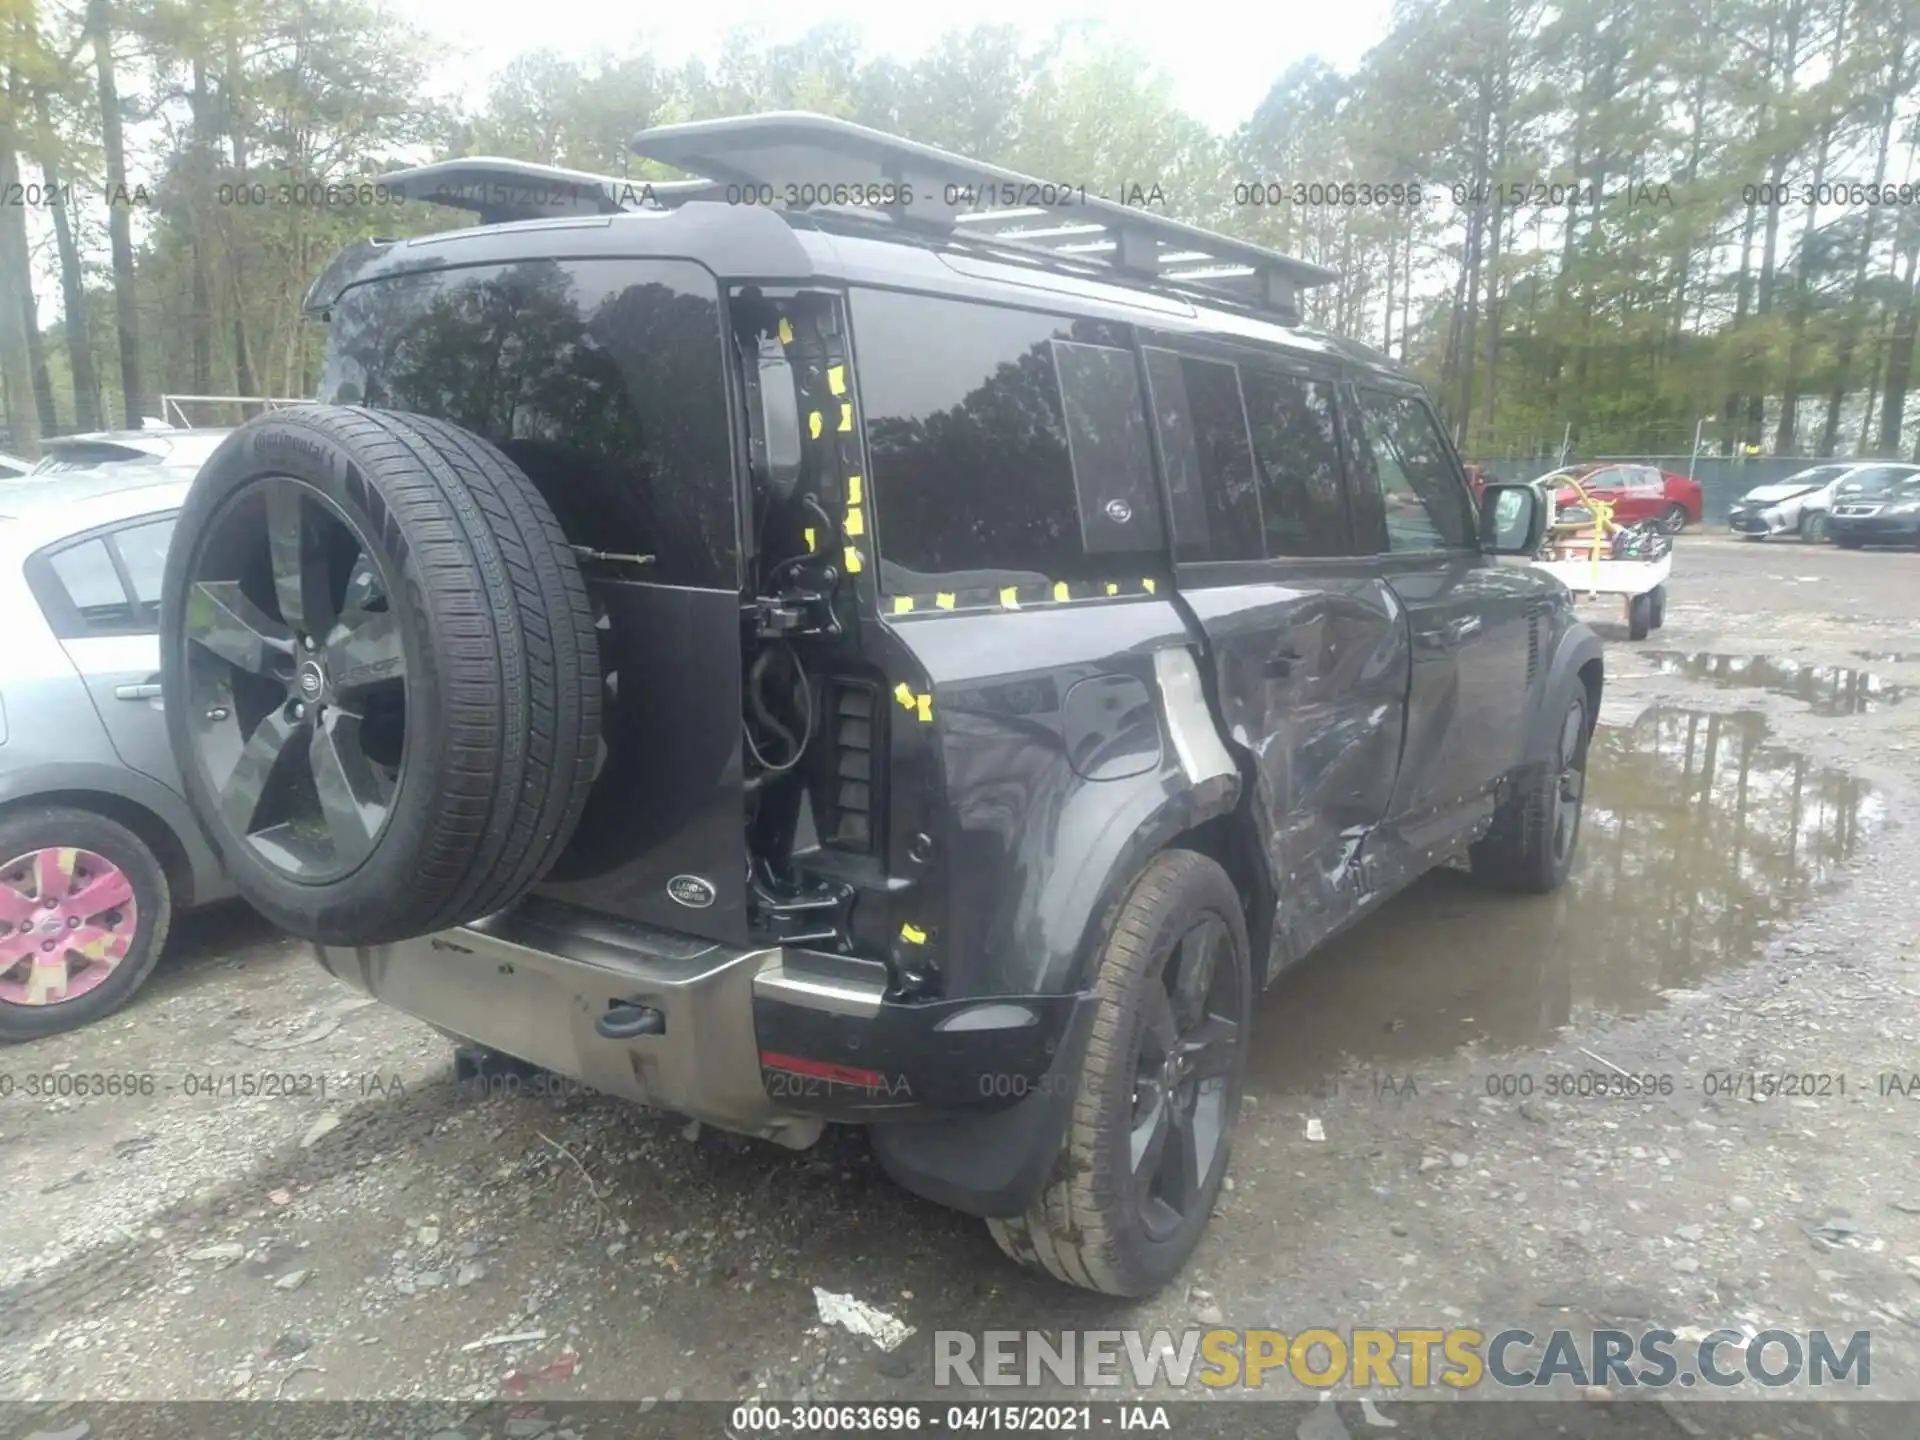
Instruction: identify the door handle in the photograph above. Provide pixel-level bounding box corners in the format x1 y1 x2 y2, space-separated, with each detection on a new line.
1449 616 1483 641
114 683 163 701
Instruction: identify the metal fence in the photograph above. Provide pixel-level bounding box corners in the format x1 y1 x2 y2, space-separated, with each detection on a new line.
1460 453 1838 525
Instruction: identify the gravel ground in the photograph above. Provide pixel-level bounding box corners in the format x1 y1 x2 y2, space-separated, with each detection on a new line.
2 533 1918 1439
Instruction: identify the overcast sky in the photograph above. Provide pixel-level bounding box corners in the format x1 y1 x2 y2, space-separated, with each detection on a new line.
387 0 1394 136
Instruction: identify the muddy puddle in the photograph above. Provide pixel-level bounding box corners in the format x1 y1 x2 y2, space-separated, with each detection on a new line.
1638 650 1903 714
1249 706 1884 1089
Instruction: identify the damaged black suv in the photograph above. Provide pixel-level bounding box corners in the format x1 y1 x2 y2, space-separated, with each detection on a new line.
159 114 1601 1296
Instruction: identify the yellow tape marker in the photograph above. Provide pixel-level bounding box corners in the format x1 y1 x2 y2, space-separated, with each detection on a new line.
828 365 846 396
894 682 917 711
1105 582 1119 596
846 474 862 505
778 317 794 345
916 694 933 723
804 527 816 552
838 403 853 433
899 923 928 945
935 592 956 610
892 595 915 615
1052 581 1069 603
1142 577 1157 594
998 586 1020 610
843 545 864 573
808 410 823 439
844 506 864 537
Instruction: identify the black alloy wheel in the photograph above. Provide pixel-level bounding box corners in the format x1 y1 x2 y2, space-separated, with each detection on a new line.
1550 694 1587 871
180 476 408 883
1129 913 1243 1242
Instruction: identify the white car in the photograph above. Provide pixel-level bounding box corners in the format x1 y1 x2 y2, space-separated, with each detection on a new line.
0 453 30 479
1726 461 1920 542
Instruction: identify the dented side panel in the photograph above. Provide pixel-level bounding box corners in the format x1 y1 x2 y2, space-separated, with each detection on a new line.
871 599 1236 998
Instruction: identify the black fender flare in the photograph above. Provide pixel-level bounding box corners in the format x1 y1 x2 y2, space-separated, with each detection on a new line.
1526 620 1604 766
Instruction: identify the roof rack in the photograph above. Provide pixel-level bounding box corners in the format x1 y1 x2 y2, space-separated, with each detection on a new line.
158 394 316 428
376 156 722 225
630 112 1336 322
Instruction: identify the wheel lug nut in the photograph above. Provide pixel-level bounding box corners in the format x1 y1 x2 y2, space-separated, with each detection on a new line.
67 916 79 927
41 940 55 952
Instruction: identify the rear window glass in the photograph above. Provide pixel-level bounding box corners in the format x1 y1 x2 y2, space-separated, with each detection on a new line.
1143 348 1262 563
852 288 1153 592
319 258 737 590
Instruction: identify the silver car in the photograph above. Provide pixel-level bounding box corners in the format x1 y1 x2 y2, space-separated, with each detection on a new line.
0 469 233 1039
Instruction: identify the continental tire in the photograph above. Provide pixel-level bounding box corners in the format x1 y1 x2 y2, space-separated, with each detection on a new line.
987 850 1249 1295
160 406 601 945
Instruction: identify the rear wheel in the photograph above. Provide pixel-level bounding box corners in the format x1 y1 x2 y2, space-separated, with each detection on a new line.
0 808 171 1040
988 850 1249 1295
161 406 601 945
1627 591 1652 640
1658 503 1689 534
1471 689 1590 894
1648 584 1667 630
1798 511 1830 544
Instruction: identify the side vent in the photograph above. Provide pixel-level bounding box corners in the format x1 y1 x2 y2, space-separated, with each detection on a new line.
822 680 880 852
1526 600 1544 686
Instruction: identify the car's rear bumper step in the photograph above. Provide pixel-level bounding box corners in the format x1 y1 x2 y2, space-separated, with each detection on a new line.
314 899 1086 1150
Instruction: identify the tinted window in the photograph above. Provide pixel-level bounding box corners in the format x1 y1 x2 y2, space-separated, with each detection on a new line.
1839 466 1916 494
1242 370 1349 557
855 289 1134 589
320 259 737 589
1353 391 1476 551
1051 341 1165 555
1142 348 1261 562
48 539 134 628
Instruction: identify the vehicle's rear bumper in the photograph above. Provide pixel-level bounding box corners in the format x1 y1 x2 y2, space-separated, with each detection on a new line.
314 899 1090 1157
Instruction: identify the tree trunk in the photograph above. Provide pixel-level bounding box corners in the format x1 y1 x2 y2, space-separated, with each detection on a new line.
0 146 41 455
39 135 102 432
225 40 258 406
23 293 58 436
88 0 144 427
1747 0 1803 451
1879 241 1919 457
1822 28 1904 457
190 57 214 395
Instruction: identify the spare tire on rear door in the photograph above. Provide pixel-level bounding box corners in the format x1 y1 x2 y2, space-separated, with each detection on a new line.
160 406 602 945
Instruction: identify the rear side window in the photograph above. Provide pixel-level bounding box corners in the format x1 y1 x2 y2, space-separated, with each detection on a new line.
48 540 133 627
320 258 738 590
1143 349 1262 563
1241 370 1349 557
852 289 1155 591
1352 390 1476 551
32 515 177 636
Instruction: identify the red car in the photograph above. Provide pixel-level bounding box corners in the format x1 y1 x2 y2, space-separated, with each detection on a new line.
1534 462 1702 533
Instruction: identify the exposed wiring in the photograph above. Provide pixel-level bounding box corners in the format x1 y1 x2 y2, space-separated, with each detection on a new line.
742 642 814 779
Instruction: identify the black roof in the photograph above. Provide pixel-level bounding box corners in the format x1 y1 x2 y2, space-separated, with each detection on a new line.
325 122 1397 376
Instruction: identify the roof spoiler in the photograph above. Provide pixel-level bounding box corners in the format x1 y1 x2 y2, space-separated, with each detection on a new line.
376 156 722 223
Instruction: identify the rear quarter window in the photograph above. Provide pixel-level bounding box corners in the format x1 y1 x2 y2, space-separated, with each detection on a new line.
850 289 1163 595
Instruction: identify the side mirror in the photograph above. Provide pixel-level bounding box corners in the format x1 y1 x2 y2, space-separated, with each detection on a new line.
1479 483 1546 555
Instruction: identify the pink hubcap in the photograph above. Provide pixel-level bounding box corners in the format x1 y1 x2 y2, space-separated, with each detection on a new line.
0 848 139 1007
